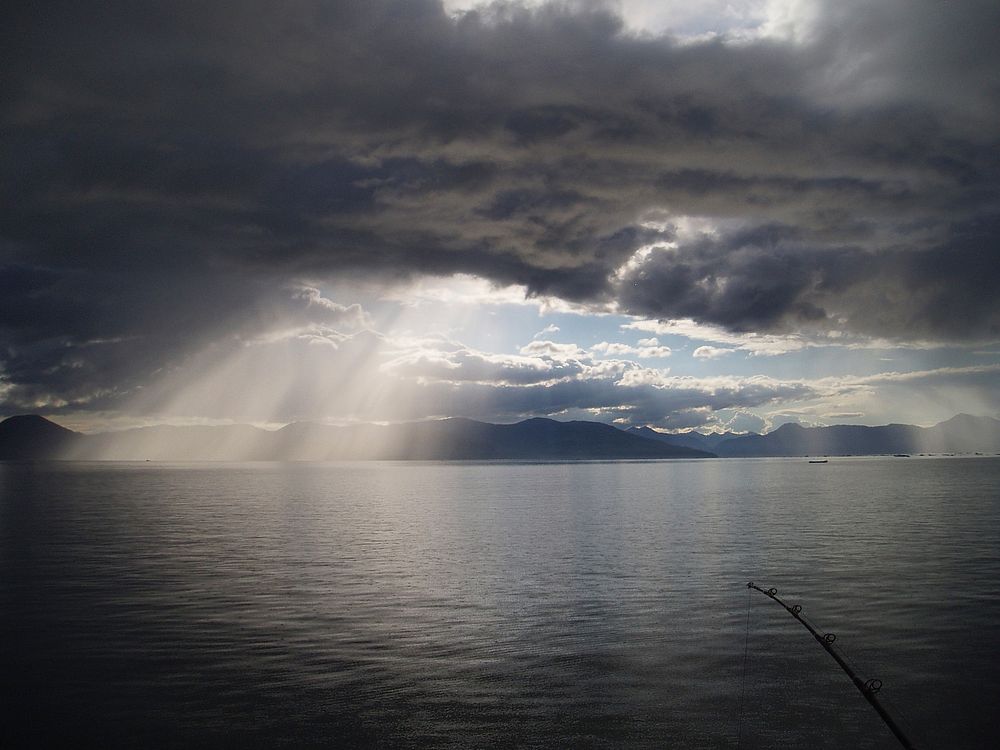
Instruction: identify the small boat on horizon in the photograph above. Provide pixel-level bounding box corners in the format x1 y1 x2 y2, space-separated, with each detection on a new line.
808 459 828 463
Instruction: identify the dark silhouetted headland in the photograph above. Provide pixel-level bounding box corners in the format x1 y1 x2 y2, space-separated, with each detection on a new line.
0 414 80 459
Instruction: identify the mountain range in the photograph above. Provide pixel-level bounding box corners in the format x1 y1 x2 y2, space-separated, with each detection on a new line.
2 413 998 461
631 414 1000 457
0 415 712 461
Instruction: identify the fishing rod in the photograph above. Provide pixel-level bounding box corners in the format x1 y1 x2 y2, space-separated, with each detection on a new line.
746 582 916 749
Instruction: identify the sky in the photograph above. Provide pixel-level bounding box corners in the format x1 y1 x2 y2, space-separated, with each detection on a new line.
2 0 999 433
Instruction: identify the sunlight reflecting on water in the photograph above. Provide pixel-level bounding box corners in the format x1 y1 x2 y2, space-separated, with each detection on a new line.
1 457 998 748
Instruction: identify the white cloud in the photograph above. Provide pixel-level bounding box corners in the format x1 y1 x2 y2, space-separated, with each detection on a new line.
757 364 1000 429
623 317 969 356
378 274 610 315
379 274 530 308
443 0 781 40
693 345 735 360
617 367 673 387
289 286 371 328
624 318 809 356
519 340 588 358
820 363 1000 388
721 409 767 433
591 340 673 358
381 347 585 386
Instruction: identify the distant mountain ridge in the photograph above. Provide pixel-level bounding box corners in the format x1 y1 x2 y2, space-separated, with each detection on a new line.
3 413 999 461
630 414 1000 457
0 415 713 461
627 426 747 453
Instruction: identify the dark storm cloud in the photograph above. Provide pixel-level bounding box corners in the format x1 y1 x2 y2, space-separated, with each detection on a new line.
2 0 999 409
618 217 1000 337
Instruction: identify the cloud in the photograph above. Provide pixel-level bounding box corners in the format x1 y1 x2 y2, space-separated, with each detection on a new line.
533 323 561 339
590 339 672 358
381 347 585 385
391 366 816 427
11 301 997 431
519 340 587 358
287 286 371 328
720 409 766 434
45 321 813 428
616 221 1000 341
761 363 1000 429
844 363 1000 388
3 0 999 414
624 318 811 356
692 345 734 360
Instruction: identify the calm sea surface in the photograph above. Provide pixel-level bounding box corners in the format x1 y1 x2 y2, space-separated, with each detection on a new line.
1 457 998 748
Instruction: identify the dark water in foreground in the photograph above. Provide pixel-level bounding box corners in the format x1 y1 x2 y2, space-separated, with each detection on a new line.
1 457 998 748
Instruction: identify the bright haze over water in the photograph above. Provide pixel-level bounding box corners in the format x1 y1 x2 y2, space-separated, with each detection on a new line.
2 457 998 748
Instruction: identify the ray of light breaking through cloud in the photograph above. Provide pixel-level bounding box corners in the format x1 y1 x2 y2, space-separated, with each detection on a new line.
2 0 999 430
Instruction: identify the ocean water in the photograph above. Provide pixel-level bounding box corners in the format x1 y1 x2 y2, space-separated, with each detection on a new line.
1 457 998 748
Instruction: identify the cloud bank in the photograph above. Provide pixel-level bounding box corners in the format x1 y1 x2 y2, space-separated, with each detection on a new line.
2 0 998 416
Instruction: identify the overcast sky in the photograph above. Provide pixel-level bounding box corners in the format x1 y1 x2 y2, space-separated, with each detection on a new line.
2 0 999 432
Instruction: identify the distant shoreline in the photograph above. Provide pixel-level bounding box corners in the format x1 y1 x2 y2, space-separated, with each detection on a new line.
2 413 999 462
